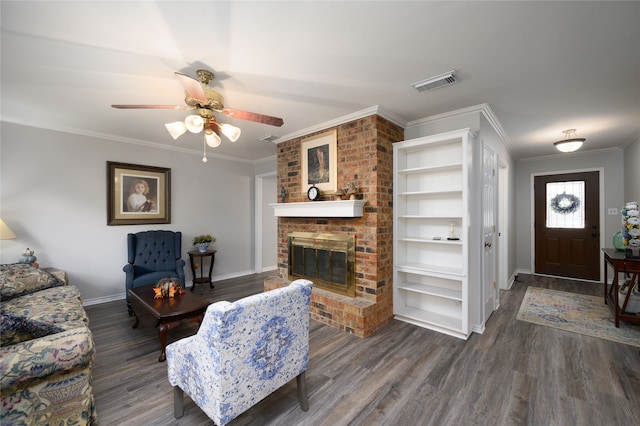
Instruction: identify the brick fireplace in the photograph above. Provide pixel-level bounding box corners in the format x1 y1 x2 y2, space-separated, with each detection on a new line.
266 112 404 337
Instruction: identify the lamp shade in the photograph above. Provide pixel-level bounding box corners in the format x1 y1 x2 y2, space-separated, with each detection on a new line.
554 129 585 153
205 130 222 148
0 219 17 240
165 121 187 140
219 123 241 142
554 139 584 153
185 115 205 133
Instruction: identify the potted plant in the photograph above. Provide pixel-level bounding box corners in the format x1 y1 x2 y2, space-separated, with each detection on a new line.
192 234 216 253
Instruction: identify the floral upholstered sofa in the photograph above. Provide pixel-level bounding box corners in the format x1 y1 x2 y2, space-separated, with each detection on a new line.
0 263 97 425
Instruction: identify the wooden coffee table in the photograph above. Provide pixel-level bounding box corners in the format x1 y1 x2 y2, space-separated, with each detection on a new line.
128 285 210 362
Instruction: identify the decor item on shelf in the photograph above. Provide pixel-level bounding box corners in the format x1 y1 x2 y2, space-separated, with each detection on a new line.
112 70 283 164
18 248 37 264
346 182 358 200
154 276 185 299
280 186 287 203
553 129 585 153
192 234 215 252
0 219 16 240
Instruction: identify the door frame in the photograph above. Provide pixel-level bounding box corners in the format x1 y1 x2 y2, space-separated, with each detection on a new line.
254 171 278 273
481 143 499 322
529 167 605 282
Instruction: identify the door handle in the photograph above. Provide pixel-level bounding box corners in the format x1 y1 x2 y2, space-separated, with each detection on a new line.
484 242 492 248
592 233 599 238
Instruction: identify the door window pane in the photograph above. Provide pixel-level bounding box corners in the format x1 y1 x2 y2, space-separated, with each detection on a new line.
546 181 585 228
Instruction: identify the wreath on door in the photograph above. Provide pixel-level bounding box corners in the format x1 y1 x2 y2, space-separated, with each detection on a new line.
550 192 580 214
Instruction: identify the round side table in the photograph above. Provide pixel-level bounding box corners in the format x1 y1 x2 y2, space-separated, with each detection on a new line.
187 250 216 292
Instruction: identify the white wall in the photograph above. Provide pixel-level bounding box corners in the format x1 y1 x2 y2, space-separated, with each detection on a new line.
515 149 625 275
624 134 640 203
1 123 261 305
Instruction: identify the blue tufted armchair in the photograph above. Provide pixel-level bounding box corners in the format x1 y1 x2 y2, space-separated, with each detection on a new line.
123 230 186 315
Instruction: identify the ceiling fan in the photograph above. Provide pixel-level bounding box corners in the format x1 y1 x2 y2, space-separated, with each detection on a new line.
112 70 284 161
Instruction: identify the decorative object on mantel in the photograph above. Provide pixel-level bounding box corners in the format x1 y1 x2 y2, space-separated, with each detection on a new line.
280 186 287 203
307 184 320 201
301 129 337 195
154 276 185 299
192 234 215 253
18 248 37 265
345 182 359 200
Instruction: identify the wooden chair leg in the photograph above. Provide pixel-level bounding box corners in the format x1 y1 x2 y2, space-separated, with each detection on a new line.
296 372 309 411
174 386 184 418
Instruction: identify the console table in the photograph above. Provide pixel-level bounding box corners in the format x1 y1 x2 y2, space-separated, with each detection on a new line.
602 248 640 327
188 250 216 292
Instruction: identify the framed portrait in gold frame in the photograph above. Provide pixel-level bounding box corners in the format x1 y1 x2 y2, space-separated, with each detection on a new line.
301 129 337 195
107 161 171 225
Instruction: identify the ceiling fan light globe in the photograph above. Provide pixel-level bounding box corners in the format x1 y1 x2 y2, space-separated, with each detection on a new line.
165 121 187 140
185 115 204 133
205 130 222 148
219 123 241 142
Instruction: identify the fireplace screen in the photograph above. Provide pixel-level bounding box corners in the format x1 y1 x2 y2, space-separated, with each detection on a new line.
288 232 355 297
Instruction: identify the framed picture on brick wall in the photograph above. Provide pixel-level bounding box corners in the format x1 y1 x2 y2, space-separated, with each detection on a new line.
301 129 337 195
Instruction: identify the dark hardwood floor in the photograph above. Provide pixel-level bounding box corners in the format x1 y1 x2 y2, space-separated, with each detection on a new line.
86 273 640 425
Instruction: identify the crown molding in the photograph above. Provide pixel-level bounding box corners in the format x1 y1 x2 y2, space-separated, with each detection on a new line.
517 146 623 163
623 126 640 149
276 105 408 143
406 103 516 159
0 115 264 165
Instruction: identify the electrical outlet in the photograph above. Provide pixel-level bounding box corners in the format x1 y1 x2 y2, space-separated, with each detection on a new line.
608 208 618 215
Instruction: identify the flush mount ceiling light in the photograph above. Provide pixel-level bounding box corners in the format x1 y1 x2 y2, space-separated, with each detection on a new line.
554 129 585 153
112 69 284 163
411 70 458 93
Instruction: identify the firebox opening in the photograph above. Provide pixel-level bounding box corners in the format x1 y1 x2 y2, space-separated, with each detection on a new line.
288 232 355 297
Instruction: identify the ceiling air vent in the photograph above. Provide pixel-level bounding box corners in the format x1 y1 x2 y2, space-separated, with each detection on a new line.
411 70 458 93
258 134 280 143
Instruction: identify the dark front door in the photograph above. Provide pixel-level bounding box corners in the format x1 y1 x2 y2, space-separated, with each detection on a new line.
534 171 600 280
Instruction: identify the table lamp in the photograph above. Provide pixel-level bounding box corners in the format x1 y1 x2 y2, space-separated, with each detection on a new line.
0 219 17 240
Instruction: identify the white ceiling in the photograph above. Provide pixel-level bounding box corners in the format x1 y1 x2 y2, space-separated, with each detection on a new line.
1 1 639 163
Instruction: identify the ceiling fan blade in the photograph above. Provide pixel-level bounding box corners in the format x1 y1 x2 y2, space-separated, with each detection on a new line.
111 104 194 110
221 108 284 127
174 72 208 104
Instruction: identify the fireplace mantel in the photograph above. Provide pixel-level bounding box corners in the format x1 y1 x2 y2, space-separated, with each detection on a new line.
270 200 367 217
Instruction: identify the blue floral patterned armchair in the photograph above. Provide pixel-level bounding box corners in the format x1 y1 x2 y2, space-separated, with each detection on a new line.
166 279 313 425
123 230 185 315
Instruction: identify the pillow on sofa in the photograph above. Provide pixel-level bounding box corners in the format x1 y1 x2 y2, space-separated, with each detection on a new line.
0 311 64 346
0 263 64 301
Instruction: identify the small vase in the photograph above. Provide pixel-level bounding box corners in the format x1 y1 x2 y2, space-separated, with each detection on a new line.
197 242 210 253
613 231 625 251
